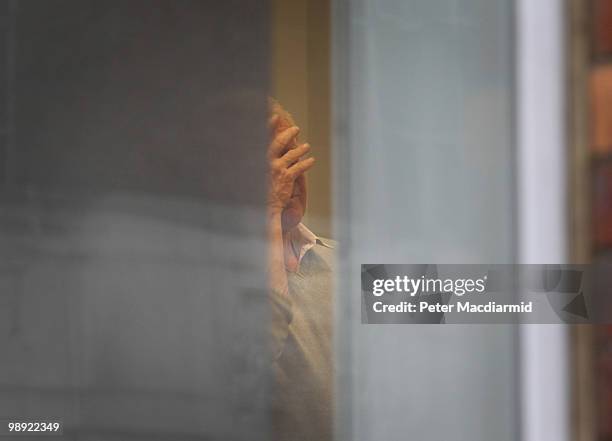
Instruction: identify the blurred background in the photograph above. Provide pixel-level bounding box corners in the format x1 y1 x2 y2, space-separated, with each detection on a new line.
0 0 611 440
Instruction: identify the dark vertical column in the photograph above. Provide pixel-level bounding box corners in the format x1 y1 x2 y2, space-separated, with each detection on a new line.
0 1 270 440
0 0 15 186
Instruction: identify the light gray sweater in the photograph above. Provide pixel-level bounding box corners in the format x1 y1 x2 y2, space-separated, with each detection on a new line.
270 239 336 441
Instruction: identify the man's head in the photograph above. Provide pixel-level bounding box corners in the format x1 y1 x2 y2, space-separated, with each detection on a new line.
268 98 308 230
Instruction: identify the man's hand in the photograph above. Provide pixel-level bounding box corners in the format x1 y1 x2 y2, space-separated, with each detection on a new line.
267 114 315 292
267 115 315 214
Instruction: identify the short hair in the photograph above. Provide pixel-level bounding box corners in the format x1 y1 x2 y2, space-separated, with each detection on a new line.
268 97 296 125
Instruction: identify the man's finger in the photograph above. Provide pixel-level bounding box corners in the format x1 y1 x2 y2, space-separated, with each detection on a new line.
288 156 315 177
280 143 310 166
268 126 299 158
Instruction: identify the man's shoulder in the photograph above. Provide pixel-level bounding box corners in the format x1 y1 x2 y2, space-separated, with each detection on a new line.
310 237 336 271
